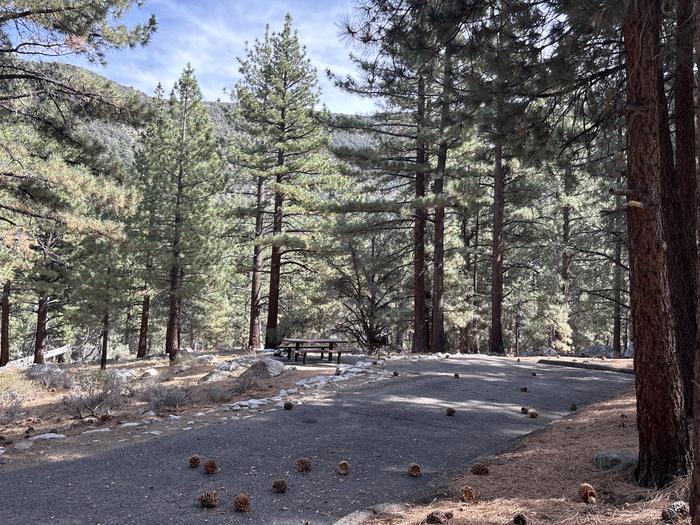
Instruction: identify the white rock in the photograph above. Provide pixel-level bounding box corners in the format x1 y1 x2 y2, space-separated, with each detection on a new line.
82 428 111 435
194 354 216 364
14 440 33 450
287 388 298 394
198 370 233 384
141 410 156 418
119 422 140 428
168 414 182 420
147 430 162 436
193 412 205 417
140 368 159 378
0 447 5 455
216 360 241 372
278 389 288 397
30 433 65 440
110 368 136 382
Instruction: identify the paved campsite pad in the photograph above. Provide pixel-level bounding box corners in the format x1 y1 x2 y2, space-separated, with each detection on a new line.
0 355 632 524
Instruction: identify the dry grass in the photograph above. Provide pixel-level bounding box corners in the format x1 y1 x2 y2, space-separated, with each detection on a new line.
366 389 688 525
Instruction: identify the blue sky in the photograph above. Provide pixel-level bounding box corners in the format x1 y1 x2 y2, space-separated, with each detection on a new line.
72 0 375 114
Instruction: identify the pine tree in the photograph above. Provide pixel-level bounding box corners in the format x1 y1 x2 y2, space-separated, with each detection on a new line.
135 66 225 362
235 14 328 348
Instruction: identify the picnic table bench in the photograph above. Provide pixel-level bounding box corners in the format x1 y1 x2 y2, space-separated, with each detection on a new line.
280 338 350 365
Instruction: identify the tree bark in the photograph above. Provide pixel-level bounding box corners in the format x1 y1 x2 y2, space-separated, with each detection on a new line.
265 150 285 349
412 75 429 354
249 176 264 350
34 294 48 365
430 47 453 354
0 280 9 366
100 310 109 370
669 0 697 417
623 0 690 487
612 230 623 357
690 0 700 519
489 101 505 355
137 293 150 359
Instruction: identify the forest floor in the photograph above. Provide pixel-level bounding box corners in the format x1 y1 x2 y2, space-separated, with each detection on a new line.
358 388 688 525
0 353 635 524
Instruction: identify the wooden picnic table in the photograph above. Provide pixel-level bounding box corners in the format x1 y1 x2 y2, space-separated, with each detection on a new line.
280 338 350 365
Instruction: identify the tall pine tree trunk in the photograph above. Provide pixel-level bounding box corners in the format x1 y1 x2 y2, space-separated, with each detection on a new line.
100 310 109 370
670 0 697 417
34 294 48 364
558 167 574 351
249 176 264 350
623 0 690 487
166 99 187 362
0 280 9 366
612 229 623 358
412 75 429 354
431 47 453 354
690 0 700 518
137 293 150 359
489 99 505 355
265 149 285 349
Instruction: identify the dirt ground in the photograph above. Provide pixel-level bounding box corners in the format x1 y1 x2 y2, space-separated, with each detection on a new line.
0 351 341 470
363 388 688 525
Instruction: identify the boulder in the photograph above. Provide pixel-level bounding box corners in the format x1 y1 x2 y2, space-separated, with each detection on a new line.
194 354 216 364
197 370 233 384
216 360 240 372
579 344 614 358
25 364 74 389
593 450 636 472
140 368 159 378
236 358 284 382
624 343 635 359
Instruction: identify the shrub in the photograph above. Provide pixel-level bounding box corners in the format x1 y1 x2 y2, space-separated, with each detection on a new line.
140 383 190 412
65 372 126 419
25 364 75 390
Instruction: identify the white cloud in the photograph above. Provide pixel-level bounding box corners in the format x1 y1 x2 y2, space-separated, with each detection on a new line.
72 0 377 114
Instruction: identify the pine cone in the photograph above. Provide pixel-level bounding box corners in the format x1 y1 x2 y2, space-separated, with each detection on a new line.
295 457 312 473
454 373 460 378
513 512 527 524
197 490 219 508
408 463 421 477
528 409 539 418
445 407 456 416
520 407 529 414
469 462 489 475
461 485 476 502
338 460 351 475
569 403 577 411
578 483 597 504
203 459 218 474
284 401 294 410
272 479 288 493
233 492 251 512
520 387 528 392
188 455 201 468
